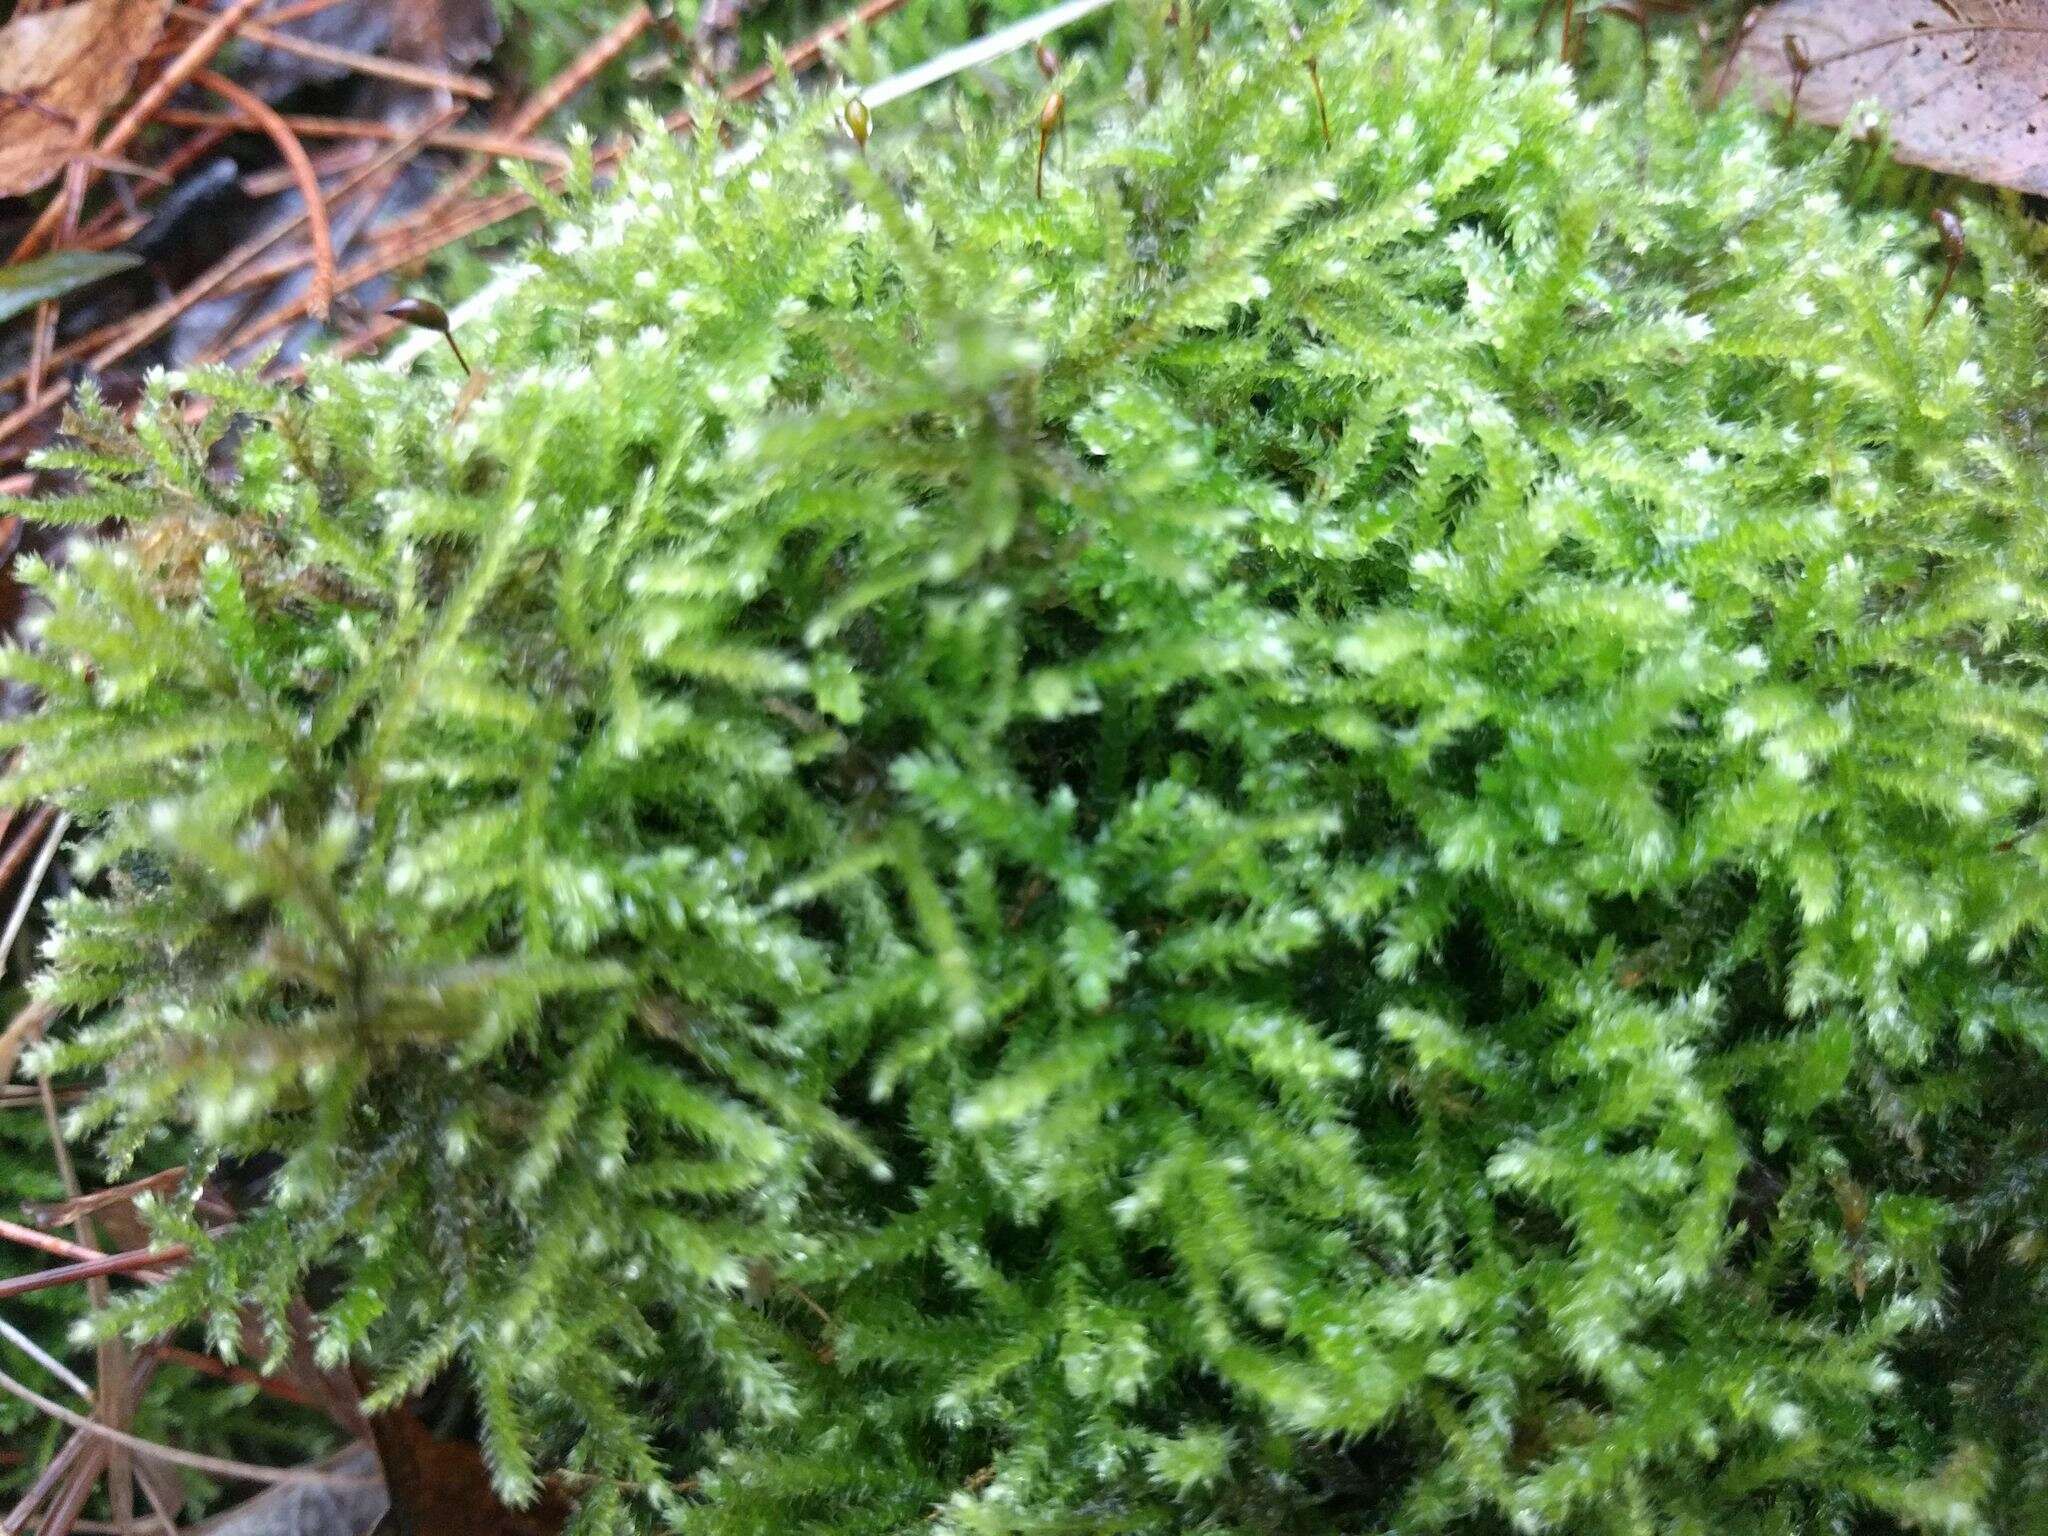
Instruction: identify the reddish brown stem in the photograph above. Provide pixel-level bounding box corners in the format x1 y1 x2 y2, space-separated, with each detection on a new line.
0 1243 190 1304
1035 91 1064 199
1926 208 1965 328
1782 33 1810 129
151 1347 326 1411
0 1214 107 1266
1708 6 1762 105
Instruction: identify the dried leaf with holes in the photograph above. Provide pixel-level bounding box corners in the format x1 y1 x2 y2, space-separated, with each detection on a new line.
1735 0 2048 194
0 0 171 198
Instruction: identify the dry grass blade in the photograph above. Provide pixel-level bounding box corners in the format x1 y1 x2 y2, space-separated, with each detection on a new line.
854 0 1112 111
0 1319 93 1405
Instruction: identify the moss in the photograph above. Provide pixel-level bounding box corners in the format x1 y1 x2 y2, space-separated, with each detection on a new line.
8 5 2048 1530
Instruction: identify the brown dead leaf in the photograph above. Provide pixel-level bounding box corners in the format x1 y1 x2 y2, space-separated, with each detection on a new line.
235 1300 376 1438
0 0 170 199
184 1444 387 1536
1737 0 2048 194
389 0 502 72
369 1409 571 1536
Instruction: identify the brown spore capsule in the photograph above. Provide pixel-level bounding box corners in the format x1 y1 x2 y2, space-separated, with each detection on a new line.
1926 207 1965 327
1783 34 1812 128
386 297 470 375
1036 90 1065 199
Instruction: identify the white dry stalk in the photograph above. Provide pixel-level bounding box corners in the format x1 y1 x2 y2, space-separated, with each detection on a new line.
0 812 66 974
0 1317 93 1404
387 0 1115 371
859 0 1114 107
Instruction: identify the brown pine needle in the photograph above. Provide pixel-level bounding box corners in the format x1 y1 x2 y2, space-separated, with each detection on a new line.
153 109 569 169
0 1216 109 1267
0 807 58 896
209 0 922 364
0 1241 189 1303
6 1428 93 1535
194 70 334 322
167 4 495 100
0 1365 379 1488
35 1443 108 1536
88 105 463 373
436 3 655 208
0 1317 92 1404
